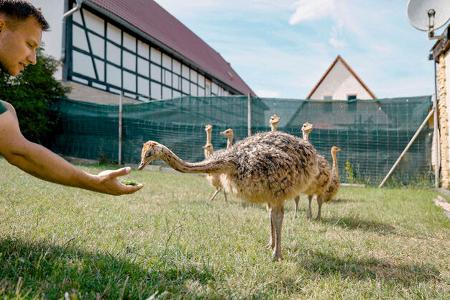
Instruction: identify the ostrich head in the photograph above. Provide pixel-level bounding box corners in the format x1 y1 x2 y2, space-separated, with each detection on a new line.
205 124 212 133
269 114 280 129
331 145 341 154
270 114 280 125
220 128 234 139
138 141 164 170
301 122 313 134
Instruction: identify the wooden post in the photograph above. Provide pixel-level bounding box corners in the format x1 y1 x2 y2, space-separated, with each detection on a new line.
247 94 252 137
118 92 123 165
379 108 434 188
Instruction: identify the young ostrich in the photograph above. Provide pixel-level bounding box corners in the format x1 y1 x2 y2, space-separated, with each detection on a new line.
203 124 213 158
317 145 341 219
139 131 319 261
264 114 281 214
220 128 234 149
293 122 314 215
294 122 333 220
203 124 227 202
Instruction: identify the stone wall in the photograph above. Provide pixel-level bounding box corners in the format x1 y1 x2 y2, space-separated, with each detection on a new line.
437 54 449 188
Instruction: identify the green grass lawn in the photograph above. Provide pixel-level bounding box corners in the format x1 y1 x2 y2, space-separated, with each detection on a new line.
0 158 449 299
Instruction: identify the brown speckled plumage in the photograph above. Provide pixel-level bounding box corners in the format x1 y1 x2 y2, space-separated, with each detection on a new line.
139 130 319 261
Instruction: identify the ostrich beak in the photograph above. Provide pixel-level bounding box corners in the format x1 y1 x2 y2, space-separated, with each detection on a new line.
138 160 148 170
219 131 225 136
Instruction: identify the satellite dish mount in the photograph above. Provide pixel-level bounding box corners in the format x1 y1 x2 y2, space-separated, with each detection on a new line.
407 0 450 41
428 9 442 39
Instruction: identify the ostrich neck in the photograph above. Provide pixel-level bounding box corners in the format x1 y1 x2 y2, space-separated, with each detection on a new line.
302 130 310 142
206 130 212 145
331 152 339 177
271 125 278 131
160 145 229 173
227 137 234 149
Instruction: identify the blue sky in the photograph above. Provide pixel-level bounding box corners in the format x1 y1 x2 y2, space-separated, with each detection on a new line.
155 0 439 99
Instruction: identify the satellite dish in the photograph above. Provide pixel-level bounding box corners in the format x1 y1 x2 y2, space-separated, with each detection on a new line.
407 0 450 34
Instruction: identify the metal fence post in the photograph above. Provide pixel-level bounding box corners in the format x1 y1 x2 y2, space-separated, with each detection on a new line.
247 94 252 137
118 92 123 165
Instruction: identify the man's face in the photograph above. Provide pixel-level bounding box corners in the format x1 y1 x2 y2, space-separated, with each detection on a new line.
0 16 42 76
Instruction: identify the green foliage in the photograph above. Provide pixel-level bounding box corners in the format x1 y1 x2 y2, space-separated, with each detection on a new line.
345 160 356 183
0 49 69 143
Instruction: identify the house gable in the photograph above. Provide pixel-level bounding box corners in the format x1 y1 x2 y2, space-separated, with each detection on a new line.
307 55 376 100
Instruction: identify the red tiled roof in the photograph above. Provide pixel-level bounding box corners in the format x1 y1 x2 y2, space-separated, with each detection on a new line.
85 0 255 96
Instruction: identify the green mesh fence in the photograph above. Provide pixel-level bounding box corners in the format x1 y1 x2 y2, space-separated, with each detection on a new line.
50 95 433 185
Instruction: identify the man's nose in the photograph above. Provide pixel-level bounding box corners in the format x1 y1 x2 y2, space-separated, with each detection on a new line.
27 50 37 65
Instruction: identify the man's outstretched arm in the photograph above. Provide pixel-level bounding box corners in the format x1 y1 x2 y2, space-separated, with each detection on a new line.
0 108 143 195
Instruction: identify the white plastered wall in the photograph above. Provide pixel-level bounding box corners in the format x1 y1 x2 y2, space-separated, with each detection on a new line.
310 60 373 100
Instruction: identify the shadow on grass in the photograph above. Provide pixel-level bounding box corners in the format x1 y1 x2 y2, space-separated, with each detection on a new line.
0 237 218 299
320 216 396 235
328 198 358 204
295 250 441 287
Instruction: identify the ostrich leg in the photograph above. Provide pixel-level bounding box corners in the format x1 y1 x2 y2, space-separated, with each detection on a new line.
294 196 300 217
266 206 275 250
223 191 228 202
316 196 323 220
208 189 221 201
307 195 313 219
271 205 284 261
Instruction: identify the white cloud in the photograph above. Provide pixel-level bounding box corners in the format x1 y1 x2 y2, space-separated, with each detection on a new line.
289 0 335 25
328 23 346 49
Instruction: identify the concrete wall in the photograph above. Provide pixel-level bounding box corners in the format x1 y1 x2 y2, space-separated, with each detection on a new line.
65 82 141 104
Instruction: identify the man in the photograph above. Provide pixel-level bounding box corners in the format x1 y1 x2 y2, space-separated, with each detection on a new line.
0 0 143 195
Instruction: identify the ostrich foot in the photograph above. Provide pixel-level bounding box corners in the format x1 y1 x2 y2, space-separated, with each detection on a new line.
266 240 275 250
272 251 283 261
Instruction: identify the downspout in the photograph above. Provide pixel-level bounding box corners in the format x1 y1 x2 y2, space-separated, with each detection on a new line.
63 0 85 19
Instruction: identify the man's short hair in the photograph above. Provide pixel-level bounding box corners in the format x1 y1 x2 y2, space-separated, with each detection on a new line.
0 0 49 31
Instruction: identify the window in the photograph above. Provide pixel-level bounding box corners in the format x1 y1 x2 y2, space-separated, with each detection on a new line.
323 95 332 100
347 94 357 111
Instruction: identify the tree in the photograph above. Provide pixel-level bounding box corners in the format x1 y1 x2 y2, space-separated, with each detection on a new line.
0 49 69 144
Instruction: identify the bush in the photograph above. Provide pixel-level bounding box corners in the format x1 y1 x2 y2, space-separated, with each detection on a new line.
0 49 69 144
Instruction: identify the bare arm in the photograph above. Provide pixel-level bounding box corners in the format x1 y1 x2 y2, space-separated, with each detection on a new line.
0 107 143 195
